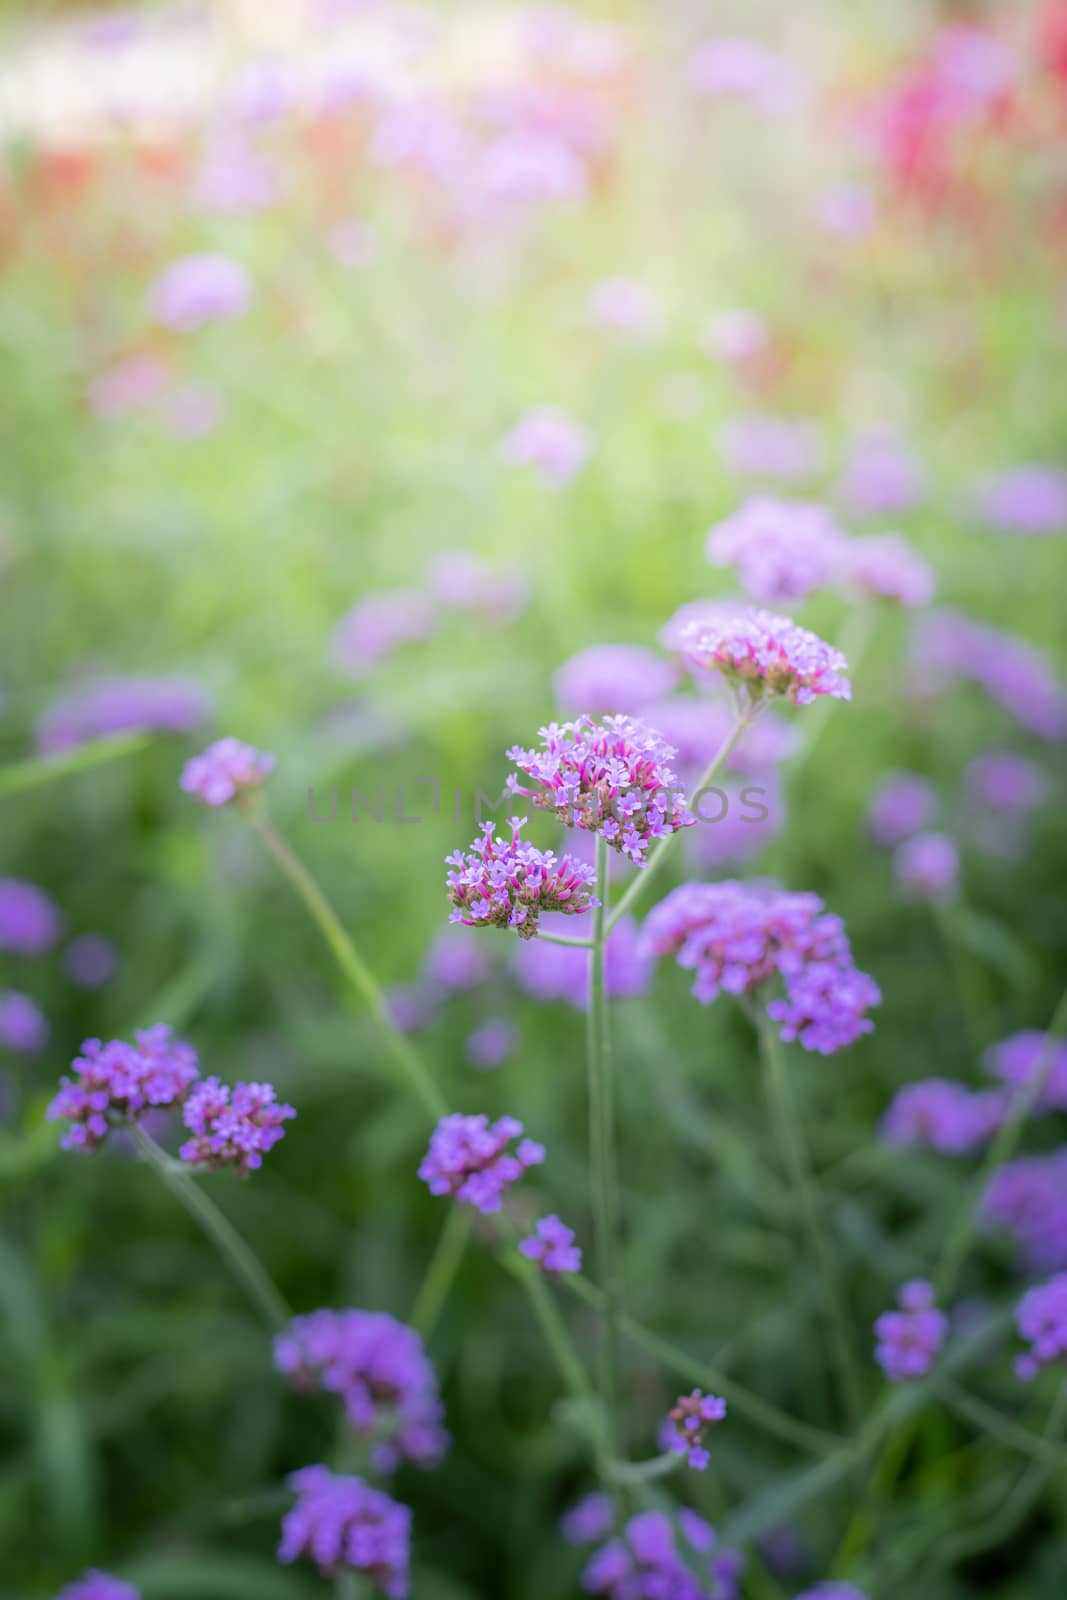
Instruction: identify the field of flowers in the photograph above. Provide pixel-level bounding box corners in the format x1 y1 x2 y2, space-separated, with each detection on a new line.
3 2 1067 1597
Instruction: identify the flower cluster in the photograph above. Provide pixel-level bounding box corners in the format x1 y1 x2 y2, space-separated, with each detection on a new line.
274 1309 448 1469
874 1281 948 1381
55 1575 140 1600
642 881 879 1054
982 1150 1067 1274
150 252 252 331
705 497 842 603
519 1214 582 1275
513 913 652 1009
881 1078 1006 1154
554 644 677 715
583 1509 743 1600
913 610 1067 741
48 1026 201 1153
180 1078 295 1173
0 990 49 1056
984 1030 1067 1111
966 752 1046 814
331 590 435 673
663 1389 727 1470
278 1466 411 1598
1014 1274 1067 1382
718 417 826 484
0 877 61 953
837 430 926 517
677 607 851 707
418 1113 545 1213
36 675 210 754
498 404 590 487
446 818 599 939
867 772 939 846
560 1490 614 1545
842 533 934 607
978 465 1067 536
893 831 959 902
505 716 693 866
180 737 276 807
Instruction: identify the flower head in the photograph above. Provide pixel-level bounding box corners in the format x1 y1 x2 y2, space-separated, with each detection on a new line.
274 1309 448 1469
498 405 590 488
717 423 826 486
983 1030 1067 1111
978 466 1067 536
48 1026 200 1153
446 817 599 940
874 1280 948 1381
279 1466 410 1597
519 1214 582 1275
966 752 1045 814
180 737 275 807
867 772 939 847
331 590 436 673
150 252 252 331
179 1078 295 1173
837 430 926 516
1015 1273 1067 1382
506 716 693 866
560 1490 615 1545
584 1508 743 1599
418 1112 544 1214
893 831 959 902
0 990 49 1056
64 934 119 989
677 607 850 707
705 497 843 603
587 277 662 340
36 675 210 754
882 1078 1005 1153
843 533 934 607
982 1150 1067 1273
913 611 1067 741
55 1574 140 1600
663 1390 727 1470
554 645 677 716
0 878 61 954
465 1019 517 1070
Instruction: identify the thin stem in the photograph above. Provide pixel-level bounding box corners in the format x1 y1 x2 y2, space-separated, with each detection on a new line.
538 931 594 948
605 709 755 933
588 834 622 1460
0 731 150 799
932 1374 1067 1467
410 1204 471 1342
498 1241 599 1454
757 1013 863 1427
248 811 447 1121
935 979 1067 1300
132 1125 290 1332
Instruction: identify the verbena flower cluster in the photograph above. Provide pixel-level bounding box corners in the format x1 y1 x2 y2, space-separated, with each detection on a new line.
278 1465 411 1597
842 532 935 607
179 1078 296 1173
0 990 49 1056
446 818 599 939
642 881 880 1054
1014 1274 1067 1383
36 674 210 754
583 1509 743 1600
55 1575 140 1600
913 610 1067 741
881 1078 1006 1154
663 1389 727 1470
676 607 851 707
554 644 678 715
984 1030 1067 1110
519 1214 582 1275
180 737 276 806
874 1280 948 1381
867 772 939 846
274 1309 448 1469
893 830 960 902
0 876 61 953
418 1113 545 1213
705 496 843 603
982 1150 1067 1273
505 715 694 866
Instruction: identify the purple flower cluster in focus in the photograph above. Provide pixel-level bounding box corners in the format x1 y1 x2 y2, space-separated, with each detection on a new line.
663 1389 727 1470
874 1280 948 1381
418 1112 544 1213
677 607 850 707
519 1214 582 1275
48 1026 200 1153
180 737 276 807
1014 1274 1067 1382
583 1508 743 1600
274 1309 448 1469
506 715 693 866
446 817 599 940
705 497 843 604
279 1466 410 1597
180 1078 295 1173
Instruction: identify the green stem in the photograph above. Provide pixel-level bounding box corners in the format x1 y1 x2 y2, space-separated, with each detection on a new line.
932 1374 1067 1466
588 835 623 1460
539 931 594 948
132 1125 290 1332
0 731 150 799
499 1242 599 1448
605 708 756 933
757 1013 863 1427
248 811 447 1121
410 1204 471 1342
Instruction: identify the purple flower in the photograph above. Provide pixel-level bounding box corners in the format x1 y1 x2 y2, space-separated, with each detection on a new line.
36 675 211 754
446 817 599 940
180 737 275 807
663 1389 727 1470
418 1112 544 1214
795 1586 870 1600
423 928 491 993
465 1019 517 1071
506 716 693 867
513 912 652 1009
0 878 61 954
149 253 252 331
64 934 119 989
498 406 591 488
55 1574 140 1600
423 551 528 622
689 35 799 114
279 1466 411 1597
874 1280 948 1381
677 606 851 707
837 430 926 517
643 881 879 1054
519 1214 582 1275
554 645 678 716
705 498 843 604
1014 1274 1067 1383
331 590 436 673
893 831 959 903
882 1079 1006 1154
867 772 939 847
843 533 934 607
477 133 589 209
982 1150 1067 1273
561 1490 615 1545
977 466 1067 536
913 611 1067 741
179 1078 295 1173
274 1309 448 1469
701 309 769 363
983 1031 1067 1112
48 1025 200 1153
0 990 49 1056
385 982 440 1035
718 422 826 486
583 1508 743 1599
587 277 662 340
644 696 797 780
194 136 279 215
965 752 1045 814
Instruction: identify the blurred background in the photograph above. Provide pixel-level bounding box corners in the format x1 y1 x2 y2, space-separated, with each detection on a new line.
2 1 1067 1596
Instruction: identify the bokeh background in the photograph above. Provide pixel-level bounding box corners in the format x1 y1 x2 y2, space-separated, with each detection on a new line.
2 1 1067 1596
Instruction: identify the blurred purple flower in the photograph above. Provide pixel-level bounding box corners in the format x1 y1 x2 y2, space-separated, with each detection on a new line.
331 590 435 673
560 1490 614 1545
423 551 528 622
893 831 959 903
977 466 1067 536
587 277 662 339
718 421 826 485
644 695 797 780
419 1112 544 1213
816 182 876 239
37 675 210 754
554 645 678 716
181 737 275 807
0 991 49 1056
983 1149 1067 1273
882 1078 1005 1154
55 1574 140 1600
160 381 226 440
519 1214 582 1275
983 1030 1067 1111
837 431 926 517
796 1586 870 1600
705 497 843 603
843 533 934 607
874 1280 948 1381
477 133 589 207
867 772 940 847
686 778 784 869
465 1019 517 1070
0 878 61 954
88 354 168 419
1014 1273 1067 1383
966 752 1046 814
498 406 591 488
701 309 769 363
423 928 491 993
194 137 279 214
513 912 652 1009
279 1466 410 1595
149 253 252 331
689 36 800 114
913 610 1067 740
584 1508 743 1599
64 935 119 990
